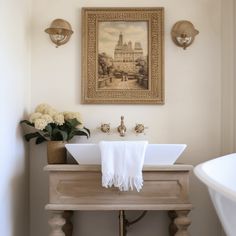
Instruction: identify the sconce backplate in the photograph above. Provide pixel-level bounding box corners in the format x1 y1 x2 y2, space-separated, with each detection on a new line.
45 19 74 47
171 20 199 49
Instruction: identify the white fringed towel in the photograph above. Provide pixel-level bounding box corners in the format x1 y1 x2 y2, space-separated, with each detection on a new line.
99 141 148 192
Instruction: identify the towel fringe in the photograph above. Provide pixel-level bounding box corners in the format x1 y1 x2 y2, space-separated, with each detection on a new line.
102 174 143 192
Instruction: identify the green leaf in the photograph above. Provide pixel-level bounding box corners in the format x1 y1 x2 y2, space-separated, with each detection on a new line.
83 127 91 137
66 118 80 127
73 130 90 139
52 128 68 141
35 136 46 144
20 120 34 126
24 132 40 142
58 130 68 141
45 124 52 137
67 131 75 141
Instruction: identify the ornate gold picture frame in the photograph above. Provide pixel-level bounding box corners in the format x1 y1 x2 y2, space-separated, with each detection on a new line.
82 8 164 104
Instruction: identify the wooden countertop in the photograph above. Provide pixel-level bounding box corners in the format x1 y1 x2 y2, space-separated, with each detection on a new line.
44 164 193 172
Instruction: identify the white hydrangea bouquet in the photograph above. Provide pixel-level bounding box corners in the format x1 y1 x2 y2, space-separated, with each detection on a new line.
20 104 90 144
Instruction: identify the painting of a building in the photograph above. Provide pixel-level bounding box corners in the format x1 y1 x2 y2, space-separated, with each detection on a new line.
98 21 148 90
113 33 144 74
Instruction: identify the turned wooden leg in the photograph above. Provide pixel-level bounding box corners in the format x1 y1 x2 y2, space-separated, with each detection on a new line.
168 210 178 236
174 210 191 236
49 211 66 236
62 211 73 236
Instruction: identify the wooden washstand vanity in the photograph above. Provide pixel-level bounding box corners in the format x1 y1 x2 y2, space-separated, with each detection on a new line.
45 164 193 236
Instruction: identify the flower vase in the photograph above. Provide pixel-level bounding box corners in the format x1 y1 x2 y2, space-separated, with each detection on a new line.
47 141 67 164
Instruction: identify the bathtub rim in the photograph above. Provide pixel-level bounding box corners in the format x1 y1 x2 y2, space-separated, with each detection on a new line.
194 154 236 203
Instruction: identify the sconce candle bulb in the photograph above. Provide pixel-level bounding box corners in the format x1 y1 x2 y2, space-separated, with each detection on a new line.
45 19 73 48
171 20 199 50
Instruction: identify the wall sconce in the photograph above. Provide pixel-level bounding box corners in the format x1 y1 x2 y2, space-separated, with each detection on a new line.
45 19 73 48
171 20 199 50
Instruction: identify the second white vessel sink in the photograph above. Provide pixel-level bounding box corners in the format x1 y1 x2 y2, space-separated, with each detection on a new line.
65 143 187 165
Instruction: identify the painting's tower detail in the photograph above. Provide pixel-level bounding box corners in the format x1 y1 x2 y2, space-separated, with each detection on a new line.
113 33 143 74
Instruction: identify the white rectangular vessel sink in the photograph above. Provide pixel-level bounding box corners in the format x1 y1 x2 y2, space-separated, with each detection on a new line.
65 143 187 165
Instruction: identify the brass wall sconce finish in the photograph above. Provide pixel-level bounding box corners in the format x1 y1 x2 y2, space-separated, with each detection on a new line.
171 20 199 50
45 19 73 47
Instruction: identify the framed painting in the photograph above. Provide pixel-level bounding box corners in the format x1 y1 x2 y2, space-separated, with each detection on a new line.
82 8 164 104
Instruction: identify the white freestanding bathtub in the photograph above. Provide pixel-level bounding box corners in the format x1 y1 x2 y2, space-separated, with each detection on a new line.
194 154 236 236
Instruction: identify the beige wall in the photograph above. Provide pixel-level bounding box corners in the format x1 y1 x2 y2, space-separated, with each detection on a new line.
221 0 235 155
30 0 225 235
221 1 236 234
0 0 31 236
